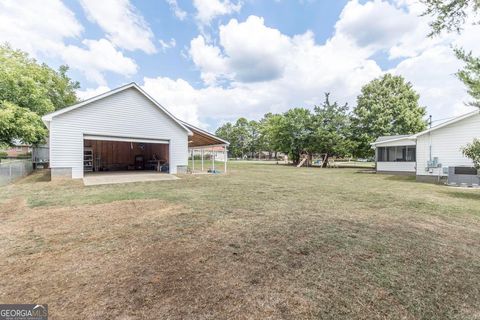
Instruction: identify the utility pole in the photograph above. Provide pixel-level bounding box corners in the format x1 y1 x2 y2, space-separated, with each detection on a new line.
429 115 432 128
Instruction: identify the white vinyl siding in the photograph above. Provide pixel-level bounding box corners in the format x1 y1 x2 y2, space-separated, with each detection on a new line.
416 112 480 177
49 87 188 178
377 161 416 173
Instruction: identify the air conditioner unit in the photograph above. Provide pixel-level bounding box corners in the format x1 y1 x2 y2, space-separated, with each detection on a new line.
448 166 480 187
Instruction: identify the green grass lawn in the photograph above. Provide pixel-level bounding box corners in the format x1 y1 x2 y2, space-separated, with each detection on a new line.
1 162 479 319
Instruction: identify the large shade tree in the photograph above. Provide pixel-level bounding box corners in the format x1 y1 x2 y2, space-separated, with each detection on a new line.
0 44 79 146
216 118 255 158
351 74 427 157
269 108 314 164
259 112 283 159
311 93 352 166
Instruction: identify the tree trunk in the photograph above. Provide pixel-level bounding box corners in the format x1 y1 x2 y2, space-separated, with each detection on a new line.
321 153 329 168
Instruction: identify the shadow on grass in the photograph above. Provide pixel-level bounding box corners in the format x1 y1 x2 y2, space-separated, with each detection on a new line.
383 175 417 182
441 190 480 201
15 170 51 184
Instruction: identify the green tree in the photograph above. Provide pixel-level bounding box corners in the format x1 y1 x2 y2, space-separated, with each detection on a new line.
351 74 427 157
311 93 352 166
421 0 480 36
462 138 480 169
247 120 262 158
0 44 79 145
233 118 253 158
270 108 314 164
215 122 235 153
258 113 281 159
215 118 254 158
454 48 480 107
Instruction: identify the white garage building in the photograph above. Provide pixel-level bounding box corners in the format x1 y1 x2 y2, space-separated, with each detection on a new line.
42 83 228 179
371 109 480 182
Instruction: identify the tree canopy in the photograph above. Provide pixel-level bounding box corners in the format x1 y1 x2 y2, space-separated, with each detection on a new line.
0 44 79 146
216 118 254 158
455 48 480 107
421 1 480 109
270 108 314 164
216 94 354 164
311 93 352 163
421 0 480 36
351 74 427 157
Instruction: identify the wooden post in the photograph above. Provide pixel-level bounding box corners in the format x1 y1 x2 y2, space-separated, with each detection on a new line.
201 148 204 171
212 147 215 172
192 149 195 173
224 146 227 173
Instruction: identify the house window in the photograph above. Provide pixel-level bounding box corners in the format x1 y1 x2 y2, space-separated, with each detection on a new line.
377 146 415 162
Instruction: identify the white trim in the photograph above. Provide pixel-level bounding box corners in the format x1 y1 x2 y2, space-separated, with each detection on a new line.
189 143 229 149
371 136 415 146
180 121 230 145
411 109 480 138
84 133 169 144
42 82 193 136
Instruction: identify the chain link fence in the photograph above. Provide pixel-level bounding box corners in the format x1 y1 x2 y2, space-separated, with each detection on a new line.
0 159 33 186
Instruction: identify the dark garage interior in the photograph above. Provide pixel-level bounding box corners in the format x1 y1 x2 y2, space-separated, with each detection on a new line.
83 139 169 173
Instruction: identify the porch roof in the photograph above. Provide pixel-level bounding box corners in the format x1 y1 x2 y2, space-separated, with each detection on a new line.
180 121 229 148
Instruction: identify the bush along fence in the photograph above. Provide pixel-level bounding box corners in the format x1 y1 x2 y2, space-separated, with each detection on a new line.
0 159 33 186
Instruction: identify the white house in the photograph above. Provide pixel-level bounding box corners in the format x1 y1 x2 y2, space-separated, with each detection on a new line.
42 83 228 179
371 109 480 182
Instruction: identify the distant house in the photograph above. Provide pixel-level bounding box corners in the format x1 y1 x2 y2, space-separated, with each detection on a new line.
1 140 32 158
371 109 480 182
41 83 229 179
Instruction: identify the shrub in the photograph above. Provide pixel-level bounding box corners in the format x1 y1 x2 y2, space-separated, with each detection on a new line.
462 138 480 169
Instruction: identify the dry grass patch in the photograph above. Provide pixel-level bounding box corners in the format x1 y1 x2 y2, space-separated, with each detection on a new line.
1 163 480 319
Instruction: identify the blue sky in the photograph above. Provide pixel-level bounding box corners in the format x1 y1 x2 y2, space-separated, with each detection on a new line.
0 0 479 130
62 0 351 90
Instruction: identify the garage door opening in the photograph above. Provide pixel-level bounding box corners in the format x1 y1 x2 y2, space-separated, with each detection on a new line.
83 137 169 175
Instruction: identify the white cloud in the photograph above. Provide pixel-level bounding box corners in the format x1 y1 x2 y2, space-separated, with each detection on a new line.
189 16 297 84
335 0 449 59
62 39 138 85
219 16 292 82
0 0 140 86
189 35 228 84
152 0 480 129
193 0 242 26
165 0 187 20
3 0 479 128
76 85 111 101
329 0 480 117
142 77 204 127
79 0 156 54
150 14 384 128
0 0 83 56
391 46 476 117
159 38 177 52
336 0 416 51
